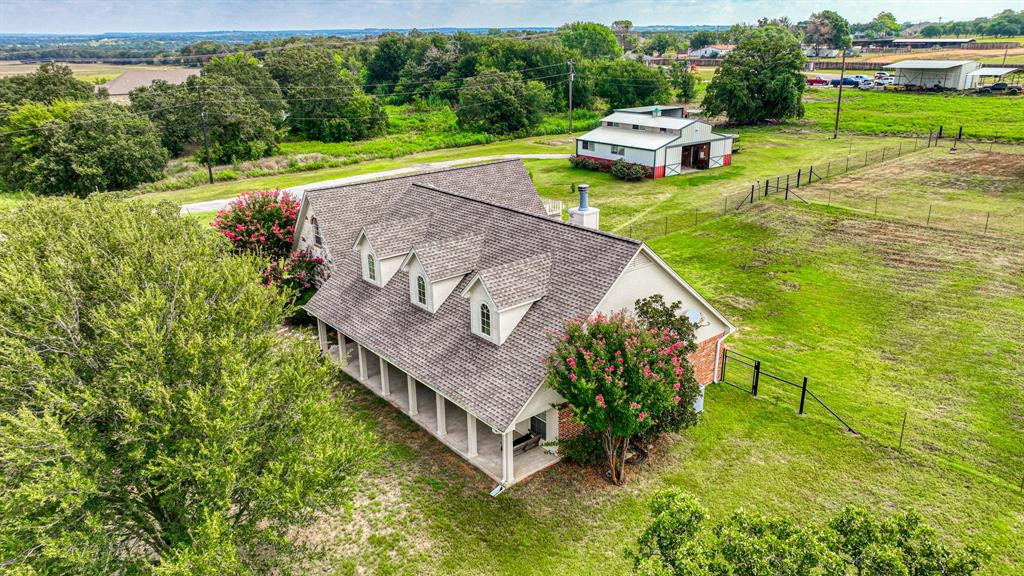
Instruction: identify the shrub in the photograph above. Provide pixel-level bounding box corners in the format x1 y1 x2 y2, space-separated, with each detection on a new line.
569 155 608 171
211 189 300 259
610 159 650 181
556 432 606 466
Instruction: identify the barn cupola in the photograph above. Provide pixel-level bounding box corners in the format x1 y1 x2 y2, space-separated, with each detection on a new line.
568 184 600 230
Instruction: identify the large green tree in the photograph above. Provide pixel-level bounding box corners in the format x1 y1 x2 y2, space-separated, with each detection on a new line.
0 62 97 109
129 79 198 156
365 32 413 93
0 99 167 195
187 75 279 164
265 46 387 142
702 25 806 125
456 69 549 134
558 22 623 60
688 30 719 50
593 59 672 110
804 10 853 51
0 197 377 574
203 52 286 121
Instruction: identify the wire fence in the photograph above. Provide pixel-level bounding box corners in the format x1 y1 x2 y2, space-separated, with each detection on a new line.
618 128 1024 242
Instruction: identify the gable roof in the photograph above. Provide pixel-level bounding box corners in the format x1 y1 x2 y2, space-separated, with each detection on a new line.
468 253 551 310
885 60 975 70
577 126 679 150
355 215 429 258
304 167 641 432
100 69 199 96
404 233 484 281
603 111 696 130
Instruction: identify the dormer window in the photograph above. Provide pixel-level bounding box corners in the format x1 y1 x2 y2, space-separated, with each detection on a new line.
480 303 492 336
416 276 426 305
312 217 322 246
366 253 376 281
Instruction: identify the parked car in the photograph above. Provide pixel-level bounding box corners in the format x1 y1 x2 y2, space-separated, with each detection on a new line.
806 75 829 86
858 80 876 90
849 74 871 83
829 77 859 87
979 82 1022 94
874 71 892 80
876 76 895 86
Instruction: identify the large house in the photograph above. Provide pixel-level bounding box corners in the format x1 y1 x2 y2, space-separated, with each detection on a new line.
576 106 736 177
688 44 735 58
293 161 733 490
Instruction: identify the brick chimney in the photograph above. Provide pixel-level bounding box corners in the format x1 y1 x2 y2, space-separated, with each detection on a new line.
568 184 600 230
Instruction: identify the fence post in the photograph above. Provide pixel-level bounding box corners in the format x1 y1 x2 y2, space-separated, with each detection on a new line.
846 155 850 172
826 161 831 178
808 165 814 184
913 138 918 152
937 125 943 140
898 142 902 157
693 208 698 225
752 360 761 397
798 377 808 414
721 350 728 383
898 410 907 451
984 212 990 234
750 184 754 205
764 178 769 197
786 173 790 193
796 168 802 188
864 149 869 166
881 147 886 161
926 204 932 226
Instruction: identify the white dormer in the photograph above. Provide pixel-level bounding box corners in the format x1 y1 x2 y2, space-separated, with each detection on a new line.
352 216 430 287
399 234 483 313
460 254 550 345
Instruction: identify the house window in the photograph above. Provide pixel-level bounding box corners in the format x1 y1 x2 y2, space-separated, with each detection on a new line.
632 124 639 130
660 127 667 133
580 140 591 151
480 303 491 336
312 217 322 246
416 276 426 305
366 253 376 281
611 145 625 156
605 121 613 126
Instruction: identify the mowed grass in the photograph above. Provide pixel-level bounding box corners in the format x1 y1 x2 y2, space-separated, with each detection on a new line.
0 61 188 81
798 146 1024 235
803 90 1024 141
527 129 923 235
318 200 1024 576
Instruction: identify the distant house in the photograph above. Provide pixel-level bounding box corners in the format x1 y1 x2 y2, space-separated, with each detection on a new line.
98 69 199 104
884 60 981 90
688 44 735 58
575 106 736 176
293 160 734 488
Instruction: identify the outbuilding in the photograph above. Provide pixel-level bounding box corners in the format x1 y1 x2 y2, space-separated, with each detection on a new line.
575 107 735 177
884 60 981 90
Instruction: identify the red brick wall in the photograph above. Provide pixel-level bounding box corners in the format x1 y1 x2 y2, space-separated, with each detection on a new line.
687 331 726 386
558 407 587 441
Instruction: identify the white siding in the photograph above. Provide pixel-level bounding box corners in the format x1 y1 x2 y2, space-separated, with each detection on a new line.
596 249 727 343
407 256 434 311
467 282 500 344
578 141 656 166
294 206 332 264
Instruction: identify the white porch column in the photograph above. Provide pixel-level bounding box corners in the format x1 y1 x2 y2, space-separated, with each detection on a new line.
406 375 418 416
357 344 367 382
466 413 478 457
336 332 345 364
316 319 328 356
544 407 559 454
435 392 447 437
379 357 390 396
501 430 514 485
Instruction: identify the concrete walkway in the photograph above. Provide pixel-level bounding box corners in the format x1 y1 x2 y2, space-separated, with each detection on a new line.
179 153 570 214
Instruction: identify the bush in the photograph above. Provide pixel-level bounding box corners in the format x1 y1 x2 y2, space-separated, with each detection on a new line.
556 432 606 466
610 159 650 181
569 155 607 171
211 189 300 259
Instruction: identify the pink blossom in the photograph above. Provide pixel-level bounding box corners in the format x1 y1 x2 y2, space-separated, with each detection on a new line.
638 412 646 422
629 401 640 410
596 394 605 408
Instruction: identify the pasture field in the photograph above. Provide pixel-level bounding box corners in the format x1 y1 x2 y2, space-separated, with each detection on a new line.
0 61 188 83
802 89 1024 141
308 195 1024 575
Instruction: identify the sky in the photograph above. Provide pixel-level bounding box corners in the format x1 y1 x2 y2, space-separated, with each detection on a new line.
0 0 1019 34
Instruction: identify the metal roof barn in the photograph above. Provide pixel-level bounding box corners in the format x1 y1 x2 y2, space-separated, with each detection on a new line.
884 60 981 90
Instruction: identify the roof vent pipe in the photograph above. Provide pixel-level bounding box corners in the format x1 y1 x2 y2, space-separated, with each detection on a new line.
578 184 589 211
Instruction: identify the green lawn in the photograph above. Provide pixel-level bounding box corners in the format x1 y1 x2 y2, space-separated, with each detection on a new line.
529 129 924 236
324 198 1023 576
803 90 1024 141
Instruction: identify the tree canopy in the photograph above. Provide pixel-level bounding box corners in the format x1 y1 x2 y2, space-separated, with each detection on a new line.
804 10 852 50
456 69 549 134
702 25 806 125
592 59 672 110
558 22 623 60
0 62 98 109
0 197 377 574
0 99 167 195
630 490 987 576
688 30 719 50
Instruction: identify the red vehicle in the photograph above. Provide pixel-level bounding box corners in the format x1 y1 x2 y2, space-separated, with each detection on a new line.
806 75 829 86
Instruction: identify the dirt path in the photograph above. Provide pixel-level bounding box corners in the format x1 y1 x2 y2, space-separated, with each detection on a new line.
179 153 570 214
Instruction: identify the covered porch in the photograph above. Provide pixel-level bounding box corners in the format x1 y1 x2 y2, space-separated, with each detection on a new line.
317 319 561 486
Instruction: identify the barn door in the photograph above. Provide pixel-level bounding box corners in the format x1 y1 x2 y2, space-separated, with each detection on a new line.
665 146 682 176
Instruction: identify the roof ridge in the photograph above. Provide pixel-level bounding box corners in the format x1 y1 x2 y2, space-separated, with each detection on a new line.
407 182 642 246
302 159 525 195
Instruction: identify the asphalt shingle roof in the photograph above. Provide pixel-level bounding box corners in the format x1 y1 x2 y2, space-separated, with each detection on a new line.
303 161 641 431
411 233 484 281
475 253 551 310
357 215 430 258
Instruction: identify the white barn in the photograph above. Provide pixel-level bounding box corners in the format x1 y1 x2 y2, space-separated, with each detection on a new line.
884 60 981 90
576 106 735 177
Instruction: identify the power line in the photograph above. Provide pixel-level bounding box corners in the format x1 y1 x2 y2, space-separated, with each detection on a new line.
0 102 195 136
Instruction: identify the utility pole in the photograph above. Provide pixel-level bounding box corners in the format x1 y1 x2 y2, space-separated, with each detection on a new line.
197 82 214 185
567 59 575 134
832 50 847 139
